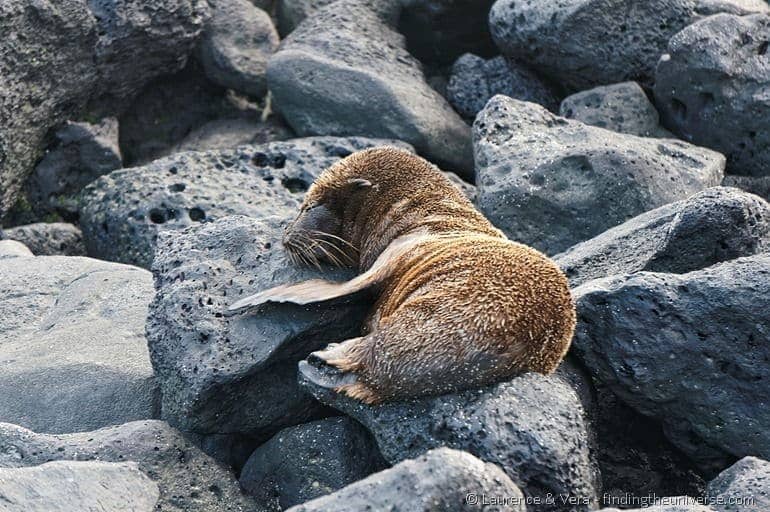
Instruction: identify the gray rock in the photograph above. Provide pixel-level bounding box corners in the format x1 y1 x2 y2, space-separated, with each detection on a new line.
146 215 369 459
286 448 526 512
723 174 770 203
706 457 770 512
267 0 473 175
118 62 249 166
600 500 715 512
0 420 255 512
572 255 770 468
3 222 86 256
28 118 122 218
473 95 725 255
560 82 671 138
198 0 279 98
0 240 33 259
240 417 386 509
447 53 559 119
694 0 769 16
299 361 599 511
0 255 158 434
174 116 294 153
276 0 335 35
489 0 697 91
80 137 409 268
654 13 770 177
0 0 208 218
0 461 160 512
555 187 770 287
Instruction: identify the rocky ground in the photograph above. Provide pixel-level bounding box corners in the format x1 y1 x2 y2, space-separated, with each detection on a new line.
1 0 769 510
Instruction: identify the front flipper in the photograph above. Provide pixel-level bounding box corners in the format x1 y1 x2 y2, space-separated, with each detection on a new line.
227 232 432 315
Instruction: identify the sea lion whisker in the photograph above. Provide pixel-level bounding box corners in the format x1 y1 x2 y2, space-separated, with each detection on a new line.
313 238 356 266
309 230 359 252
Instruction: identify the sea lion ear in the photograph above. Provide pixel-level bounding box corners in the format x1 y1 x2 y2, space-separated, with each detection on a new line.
347 178 375 189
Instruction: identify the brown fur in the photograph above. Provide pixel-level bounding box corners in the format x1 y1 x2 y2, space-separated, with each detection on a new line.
229 147 576 404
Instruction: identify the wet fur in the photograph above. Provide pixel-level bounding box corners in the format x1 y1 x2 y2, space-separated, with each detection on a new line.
229 147 576 404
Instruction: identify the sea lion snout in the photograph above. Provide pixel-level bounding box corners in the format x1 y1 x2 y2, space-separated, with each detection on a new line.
282 204 354 268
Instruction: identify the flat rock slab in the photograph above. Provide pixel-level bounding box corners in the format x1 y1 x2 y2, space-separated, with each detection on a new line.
0 460 159 512
474 95 725 255
267 0 473 175
0 255 158 434
147 215 370 446
287 448 526 512
299 360 599 512
573 255 770 469
555 187 770 287
0 420 255 512
80 136 410 268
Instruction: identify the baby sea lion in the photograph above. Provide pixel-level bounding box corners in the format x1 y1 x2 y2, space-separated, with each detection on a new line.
228 147 576 404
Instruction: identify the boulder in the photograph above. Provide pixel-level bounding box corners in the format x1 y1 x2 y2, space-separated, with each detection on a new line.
198 0 279 98
267 0 473 175
706 456 770 511
299 360 599 511
240 417 386 509
473 95 725 255
28 118 122 219
80 137 410 268
560 82 671 138
0 240 34 259
146 215 370 460
654 13 770 177
0 0 208 218
600 500 715 512
488 0 696 91
0 420 255 512
694 0 769 16
572 255 770 468
447 53 559 120
0 255 158 434
0 461 159 512
173 117 294 153
3 222 86 256
276 0 335 35
555 187 770 287
286 448 526 512
723 175 770 203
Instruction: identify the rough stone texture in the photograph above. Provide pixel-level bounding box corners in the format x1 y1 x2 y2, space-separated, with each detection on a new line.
0 0 208 218
473 95 725 255
0 240 33 259
600 501 716 512
555 187 770 287
560 82 671 138
489 0 698 91
240 417 387 510
0 255 158 434
147 215 370 455
0 420 255 512
299 360 599 512
0 460 160 512
723 175 770 203
3 222 86 256
80 137 410 268
276 0 335 35
694 0 769 16
447 53 559 119
572 255 770 469
198 0 279 98
287 448 526 512
654 13 770 177
267 0 473 175
28 118 122 219
706 457 770 512
173 116 294 153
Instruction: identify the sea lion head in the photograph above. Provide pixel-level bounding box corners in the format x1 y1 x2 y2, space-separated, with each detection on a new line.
282 170 375 268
